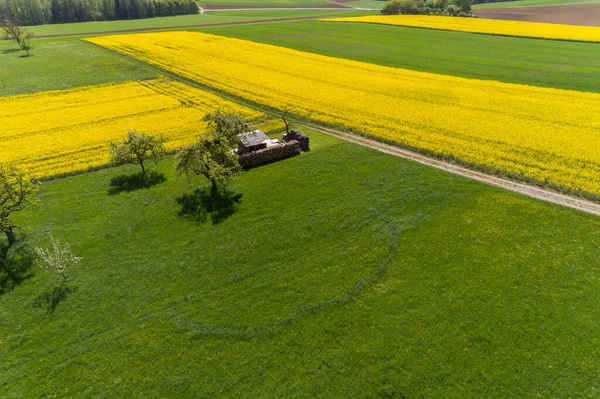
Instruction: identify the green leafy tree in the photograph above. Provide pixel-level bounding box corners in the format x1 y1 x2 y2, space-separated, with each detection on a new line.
0 18 35 56
175 133 242 197
110 130 165 176
451 0 472 13
202 109 250 147
0 165 40 247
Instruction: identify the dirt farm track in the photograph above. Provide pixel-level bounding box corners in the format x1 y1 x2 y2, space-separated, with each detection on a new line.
475 4 600 27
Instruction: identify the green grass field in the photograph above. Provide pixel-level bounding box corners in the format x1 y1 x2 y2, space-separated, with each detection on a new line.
346 0 386 9
202 19 600 93
23 9 370 36
1 130 600 397
473 0 600 8
3 10 600 397
0 40 156 97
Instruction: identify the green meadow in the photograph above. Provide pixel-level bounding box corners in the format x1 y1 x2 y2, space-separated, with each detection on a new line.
2 131 600 397
1 8 600 398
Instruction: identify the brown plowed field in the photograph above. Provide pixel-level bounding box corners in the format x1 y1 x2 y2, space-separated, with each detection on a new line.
475 4 600 27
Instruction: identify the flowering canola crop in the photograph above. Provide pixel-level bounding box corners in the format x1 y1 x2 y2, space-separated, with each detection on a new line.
322 15 600 43
0 80 262 178
88 32 600 196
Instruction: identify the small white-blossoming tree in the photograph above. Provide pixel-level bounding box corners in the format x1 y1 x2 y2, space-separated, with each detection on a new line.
36 237 82 281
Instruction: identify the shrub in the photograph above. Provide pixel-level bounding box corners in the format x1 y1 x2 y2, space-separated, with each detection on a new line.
446 4 459 15
431 0 448 9
381 0 401 14
451 0 473 13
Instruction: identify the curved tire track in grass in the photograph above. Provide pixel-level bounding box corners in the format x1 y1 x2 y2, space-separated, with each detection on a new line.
172 211 424 340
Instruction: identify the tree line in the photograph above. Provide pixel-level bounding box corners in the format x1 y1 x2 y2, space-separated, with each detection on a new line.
382 0 472 16
0 0 198 26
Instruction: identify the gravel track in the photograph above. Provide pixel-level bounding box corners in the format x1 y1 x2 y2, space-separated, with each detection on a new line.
305 123 600 216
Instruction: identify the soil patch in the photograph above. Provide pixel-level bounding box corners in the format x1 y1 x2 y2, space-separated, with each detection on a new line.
475 4 600 27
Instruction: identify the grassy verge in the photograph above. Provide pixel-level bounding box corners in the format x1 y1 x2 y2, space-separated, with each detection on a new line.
201 19 600 94
0 40 157 97
346 0 386 9
1 130 599 397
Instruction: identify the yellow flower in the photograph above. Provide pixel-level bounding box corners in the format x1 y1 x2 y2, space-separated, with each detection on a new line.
321 15 600 43
0 80 263 178
88 31 600 197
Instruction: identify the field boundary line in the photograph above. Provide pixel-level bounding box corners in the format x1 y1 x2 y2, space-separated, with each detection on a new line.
204 7 349 11
30 15 330 38
304 123 600 216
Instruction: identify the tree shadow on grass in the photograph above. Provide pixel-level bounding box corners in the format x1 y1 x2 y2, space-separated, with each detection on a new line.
33 283 77 313
108 171 166 195
176 187 243 225
0 241 34 296
1 48 20 54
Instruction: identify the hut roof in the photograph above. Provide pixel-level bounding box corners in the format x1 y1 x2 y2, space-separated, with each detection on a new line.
239 130 270 147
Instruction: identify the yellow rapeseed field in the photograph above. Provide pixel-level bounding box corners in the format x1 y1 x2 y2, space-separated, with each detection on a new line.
322 15 600 43
89 31 600 196
0 80 262 178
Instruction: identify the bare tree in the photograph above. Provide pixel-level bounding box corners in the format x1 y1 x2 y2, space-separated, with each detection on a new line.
281 105 294 135
0 18 35 56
